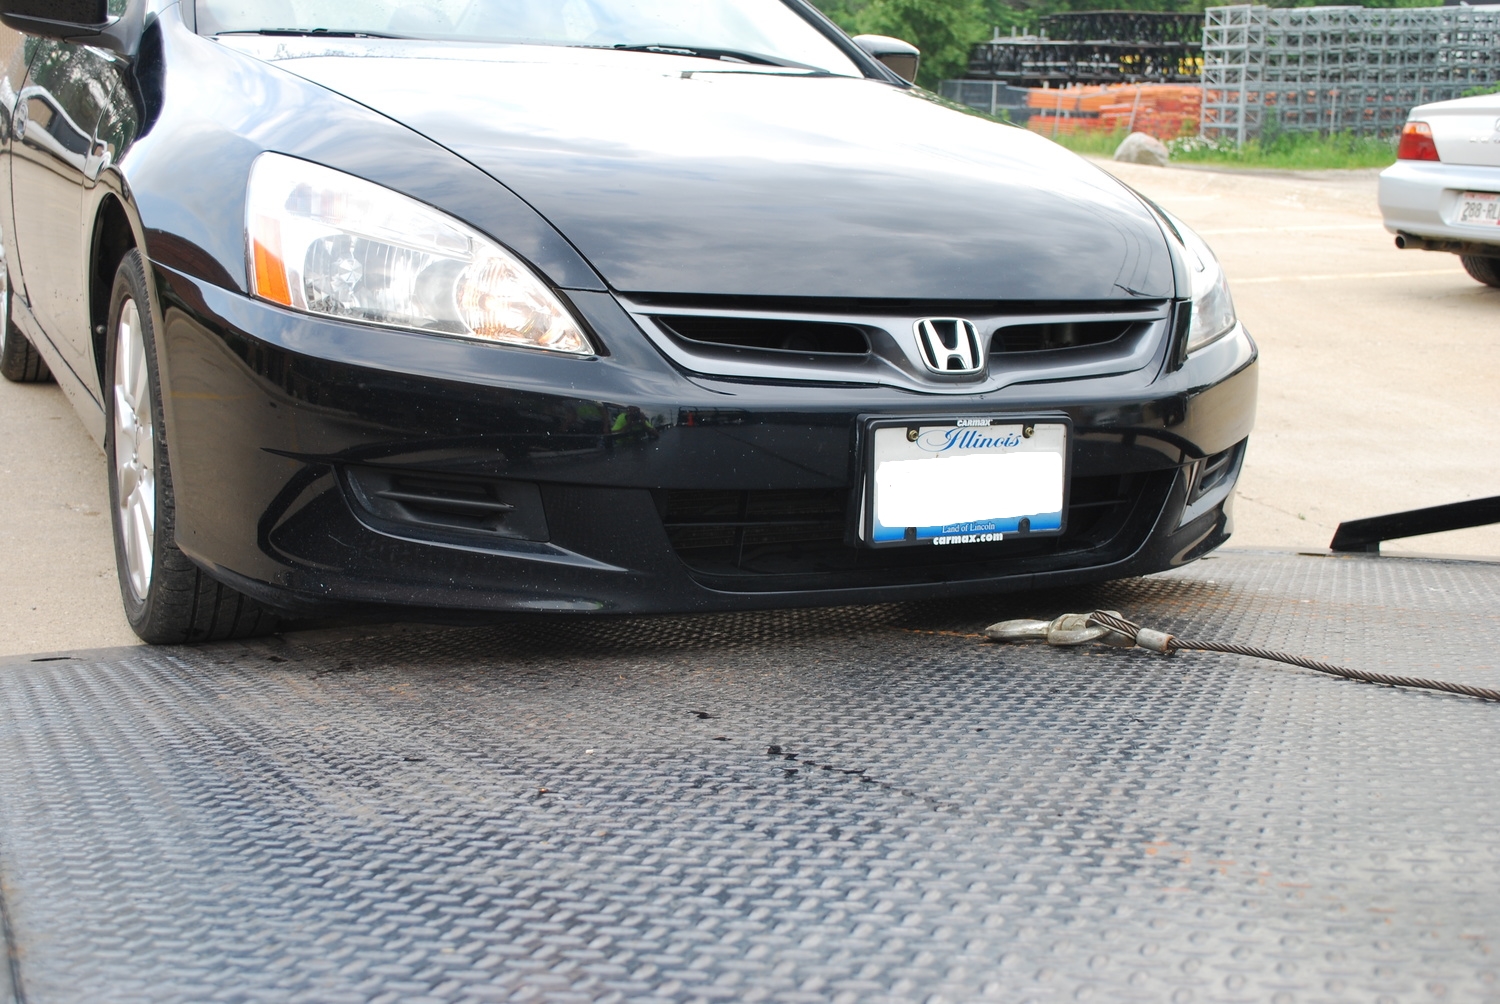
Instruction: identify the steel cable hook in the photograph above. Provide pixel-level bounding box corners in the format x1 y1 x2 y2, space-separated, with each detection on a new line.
984 610 1500 703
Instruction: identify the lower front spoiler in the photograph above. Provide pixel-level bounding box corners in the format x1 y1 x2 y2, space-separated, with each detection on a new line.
197 463 1236 620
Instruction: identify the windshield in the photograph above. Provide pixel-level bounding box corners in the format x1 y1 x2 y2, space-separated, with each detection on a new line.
196 0 864 75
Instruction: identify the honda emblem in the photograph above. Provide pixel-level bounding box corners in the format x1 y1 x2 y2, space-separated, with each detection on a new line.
914 318 984 376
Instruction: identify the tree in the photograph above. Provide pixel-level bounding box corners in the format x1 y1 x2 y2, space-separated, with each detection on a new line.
849 0 991 87
811 0 1039 89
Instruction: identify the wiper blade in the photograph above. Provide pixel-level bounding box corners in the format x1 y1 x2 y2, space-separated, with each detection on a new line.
589 43 827 73
217 28 413 39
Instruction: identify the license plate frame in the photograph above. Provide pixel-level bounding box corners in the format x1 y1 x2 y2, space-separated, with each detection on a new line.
857 415 1071 549
1456 190 1500 228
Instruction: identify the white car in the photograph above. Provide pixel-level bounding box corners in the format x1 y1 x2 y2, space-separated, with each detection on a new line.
1379 92 1500 288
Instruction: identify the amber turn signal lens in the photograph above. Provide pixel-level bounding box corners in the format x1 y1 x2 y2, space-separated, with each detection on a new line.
250 216 293 306
1396 121 1440 162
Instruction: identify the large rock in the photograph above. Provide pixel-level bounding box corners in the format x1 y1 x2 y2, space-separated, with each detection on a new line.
1113 131 1171 167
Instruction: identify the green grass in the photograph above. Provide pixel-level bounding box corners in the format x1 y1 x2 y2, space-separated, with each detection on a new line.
1036 128 1136 158
1047 127 1398 170
1171 131 1398 169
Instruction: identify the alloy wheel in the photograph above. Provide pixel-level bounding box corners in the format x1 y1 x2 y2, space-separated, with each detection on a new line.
113 297 156 602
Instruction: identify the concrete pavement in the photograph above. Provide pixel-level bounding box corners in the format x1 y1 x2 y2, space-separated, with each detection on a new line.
0 379 136 653
1095 159 1500 561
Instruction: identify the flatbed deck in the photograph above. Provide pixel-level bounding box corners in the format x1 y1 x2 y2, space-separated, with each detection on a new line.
2 550 1497 1003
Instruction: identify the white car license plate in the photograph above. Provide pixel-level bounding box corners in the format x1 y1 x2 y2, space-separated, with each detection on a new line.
1457 191 1500 227
863 419 1068 547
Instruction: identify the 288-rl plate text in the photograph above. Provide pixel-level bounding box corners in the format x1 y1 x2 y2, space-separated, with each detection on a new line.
1458 191 1500 227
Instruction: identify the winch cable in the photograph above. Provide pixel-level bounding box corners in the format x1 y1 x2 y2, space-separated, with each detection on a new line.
983 610 1500 704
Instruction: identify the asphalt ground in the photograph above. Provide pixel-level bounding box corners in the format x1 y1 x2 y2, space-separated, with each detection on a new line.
1 161 1497 656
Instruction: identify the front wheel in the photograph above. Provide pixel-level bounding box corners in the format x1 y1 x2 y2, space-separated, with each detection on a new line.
1460 254 1500 288
104 250 279 643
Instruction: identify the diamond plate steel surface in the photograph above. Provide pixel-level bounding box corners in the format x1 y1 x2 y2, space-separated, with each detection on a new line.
2 550 1499 1004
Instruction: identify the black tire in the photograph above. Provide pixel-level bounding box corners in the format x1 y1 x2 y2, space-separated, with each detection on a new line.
0 262 52 383
104 250 279 644
1460 255 1500 288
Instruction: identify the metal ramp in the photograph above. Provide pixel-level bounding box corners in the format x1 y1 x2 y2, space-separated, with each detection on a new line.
2 550 1498 1003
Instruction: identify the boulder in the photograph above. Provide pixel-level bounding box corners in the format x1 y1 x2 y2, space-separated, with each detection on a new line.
1113 131 1171 167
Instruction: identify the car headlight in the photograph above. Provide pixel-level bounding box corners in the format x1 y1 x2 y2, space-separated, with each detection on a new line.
246 153 593 355
1171 217 1237 355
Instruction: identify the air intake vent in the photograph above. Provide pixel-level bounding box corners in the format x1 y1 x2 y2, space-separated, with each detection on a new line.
991 320 1134 354
342 466 548 542
656 316 871 356
658 471 1165 588
659 488 848 558
1187 441 1245 505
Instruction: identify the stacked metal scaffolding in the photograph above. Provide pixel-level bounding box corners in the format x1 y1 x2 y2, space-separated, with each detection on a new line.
1202 4 1500 144
1039 11 1204 46
967 12 1203 87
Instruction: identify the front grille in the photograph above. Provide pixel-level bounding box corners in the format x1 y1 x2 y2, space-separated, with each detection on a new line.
658 471 1172 590
619 292 1170 392
656 316 870 356
991 319 1135 354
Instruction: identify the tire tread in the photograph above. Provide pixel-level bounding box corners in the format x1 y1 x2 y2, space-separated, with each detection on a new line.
0 320 52 383
1460 254 1500 288
105 250 279 645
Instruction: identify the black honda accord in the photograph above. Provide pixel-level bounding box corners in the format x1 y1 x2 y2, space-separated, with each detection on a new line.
0 0 1256 643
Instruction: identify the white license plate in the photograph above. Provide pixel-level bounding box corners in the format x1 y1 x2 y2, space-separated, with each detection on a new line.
863 419 1068 547
1457 191 1500 228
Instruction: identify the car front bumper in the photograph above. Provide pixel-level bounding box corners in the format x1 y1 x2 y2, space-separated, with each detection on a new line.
1379 160 1500 249
151 264 1258 617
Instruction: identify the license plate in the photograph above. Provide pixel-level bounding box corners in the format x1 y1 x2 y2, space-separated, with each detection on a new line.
861 418 1069 547
1457 191 1500 227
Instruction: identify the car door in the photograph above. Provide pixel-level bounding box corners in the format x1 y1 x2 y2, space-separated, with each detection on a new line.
10 37 119 383
1 27 35 318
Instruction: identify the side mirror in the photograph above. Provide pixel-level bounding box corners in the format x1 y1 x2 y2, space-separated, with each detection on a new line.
0 0 142 57
852 34 920 84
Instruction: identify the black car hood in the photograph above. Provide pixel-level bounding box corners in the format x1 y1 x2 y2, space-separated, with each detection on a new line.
221 39 1175 301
